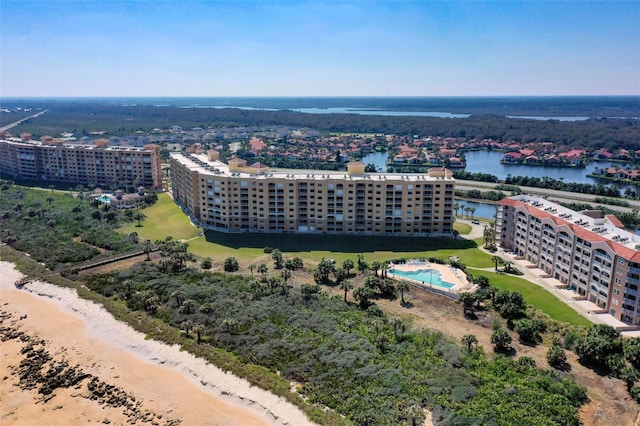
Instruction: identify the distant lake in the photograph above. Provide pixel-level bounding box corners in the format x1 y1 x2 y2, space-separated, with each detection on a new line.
180 105 470 118
505 115 590 121
290 108 470 118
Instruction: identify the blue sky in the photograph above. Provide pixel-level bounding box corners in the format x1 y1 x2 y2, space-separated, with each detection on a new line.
1 1 639 96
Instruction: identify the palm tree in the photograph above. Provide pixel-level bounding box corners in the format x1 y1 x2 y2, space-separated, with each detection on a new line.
370 261 382 277
248 264 256 278
257 263 268 279
503 260 513 273
222 318 238 334
134 211 145 227
491 255 502 272
461 334 478 352
181 320 193 338
170 290 186 308
339 279 354 303
194 324 204 344
376 334 390 351
453 203 461 217
280 268 291 284
491 328 512 352
391 317 406 342
144 239 151 261
469 207 476 219
342 259 354 277
464 207 471 218
397 281 409 304
381 261 390 278
458 292 476 316
353 286 375 309
483 225 492 247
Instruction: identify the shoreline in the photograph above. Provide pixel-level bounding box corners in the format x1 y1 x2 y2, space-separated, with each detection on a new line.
0 261 315 426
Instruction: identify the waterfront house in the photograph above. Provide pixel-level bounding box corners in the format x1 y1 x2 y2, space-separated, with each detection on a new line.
502 152 523 163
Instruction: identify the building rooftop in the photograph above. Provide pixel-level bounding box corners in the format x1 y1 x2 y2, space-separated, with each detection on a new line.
171 152 454 183
1 138 154 152
501 194 640 258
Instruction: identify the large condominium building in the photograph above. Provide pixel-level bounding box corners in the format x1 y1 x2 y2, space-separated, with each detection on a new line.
170 151 455 237
496 194 640 325
0 138 162 189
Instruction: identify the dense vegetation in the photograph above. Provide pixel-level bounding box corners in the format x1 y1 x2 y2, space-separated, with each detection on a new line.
85 262 589 425
0 182 139 269
2 182 638 423
5 100 640 150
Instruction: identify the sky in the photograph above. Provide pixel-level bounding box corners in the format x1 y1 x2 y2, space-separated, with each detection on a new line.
1 0 639 97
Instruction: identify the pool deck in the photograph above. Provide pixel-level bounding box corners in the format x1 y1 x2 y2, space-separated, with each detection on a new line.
388 261 476 295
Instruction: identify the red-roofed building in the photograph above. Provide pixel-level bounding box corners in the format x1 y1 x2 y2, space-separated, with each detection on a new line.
502 152 522 163
497 195 640 326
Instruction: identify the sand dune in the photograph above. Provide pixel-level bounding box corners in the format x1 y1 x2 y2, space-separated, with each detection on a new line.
0 261 315 426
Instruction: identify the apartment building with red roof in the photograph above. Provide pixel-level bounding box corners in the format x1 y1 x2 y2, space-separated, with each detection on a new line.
496 195 640 325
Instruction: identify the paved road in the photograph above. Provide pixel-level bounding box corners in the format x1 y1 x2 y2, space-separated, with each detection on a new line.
456 179 640 213
0 110 48 133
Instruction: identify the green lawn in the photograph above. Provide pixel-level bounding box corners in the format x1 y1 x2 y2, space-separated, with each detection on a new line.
474 270 592 326
453 221 472 235
119 193 495 267
119 193 200 241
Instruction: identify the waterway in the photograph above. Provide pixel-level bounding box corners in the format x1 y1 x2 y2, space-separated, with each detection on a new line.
361 150 639 231
455 200 498 220
362 150 637 190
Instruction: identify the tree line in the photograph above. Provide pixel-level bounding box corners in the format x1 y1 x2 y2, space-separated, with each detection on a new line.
8 101 640 151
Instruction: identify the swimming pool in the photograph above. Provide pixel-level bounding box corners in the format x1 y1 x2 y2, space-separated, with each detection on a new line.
97 195 112 203
388 268 454 290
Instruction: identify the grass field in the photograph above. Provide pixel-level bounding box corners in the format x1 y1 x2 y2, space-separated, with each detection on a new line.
453 221 472 235
475 271 592 326
119 193 200 241
115 193 586 325
118 193 495 267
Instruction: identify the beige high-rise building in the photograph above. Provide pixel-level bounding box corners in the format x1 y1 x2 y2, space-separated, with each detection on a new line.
170 152 455 236
0 138 162 189
497 194 640 325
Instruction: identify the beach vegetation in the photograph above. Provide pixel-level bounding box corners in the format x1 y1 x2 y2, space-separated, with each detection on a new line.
70 260 589 425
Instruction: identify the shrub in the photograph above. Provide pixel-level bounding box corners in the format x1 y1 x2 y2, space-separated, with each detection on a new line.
201 257 212 270
491 328 512 352
631 385 640 404
547 344 568 369
224 257 239 272
513 318 547 344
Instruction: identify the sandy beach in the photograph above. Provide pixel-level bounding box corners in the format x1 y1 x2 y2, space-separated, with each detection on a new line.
0 261 315 426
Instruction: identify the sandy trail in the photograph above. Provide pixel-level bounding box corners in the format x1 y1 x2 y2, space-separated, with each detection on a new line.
0 261 315 426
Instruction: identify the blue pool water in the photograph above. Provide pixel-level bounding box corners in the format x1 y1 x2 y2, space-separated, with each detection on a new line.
97 195 112 203
388 268 454 290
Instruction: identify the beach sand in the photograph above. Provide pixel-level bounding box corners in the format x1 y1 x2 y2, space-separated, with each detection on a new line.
0 261 315 426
